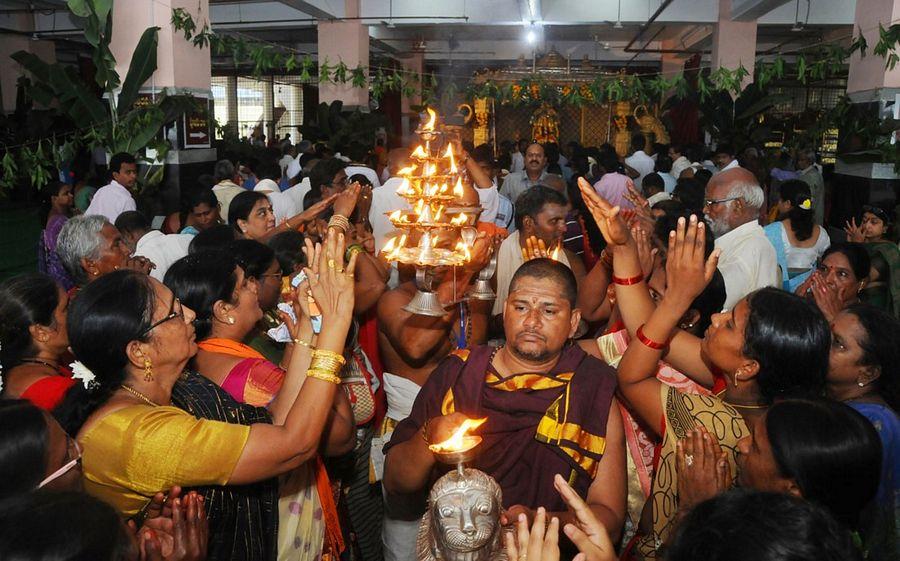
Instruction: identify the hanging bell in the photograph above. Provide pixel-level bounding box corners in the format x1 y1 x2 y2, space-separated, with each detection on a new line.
403 267 448 317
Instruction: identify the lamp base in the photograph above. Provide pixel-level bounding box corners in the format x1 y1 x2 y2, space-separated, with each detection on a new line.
466 278 496 301
403 289 448 317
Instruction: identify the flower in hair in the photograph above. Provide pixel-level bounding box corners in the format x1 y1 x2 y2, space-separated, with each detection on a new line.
799 198 812 211
70 361 96 390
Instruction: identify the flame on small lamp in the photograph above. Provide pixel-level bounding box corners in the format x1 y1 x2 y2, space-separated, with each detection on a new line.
453 177 464 198
444 144 458 174
428 417 487 453
411 145 428 159
389 210 402 222
550 244 561 261
397 165 417 176
423 107 438 131
450 213 468 226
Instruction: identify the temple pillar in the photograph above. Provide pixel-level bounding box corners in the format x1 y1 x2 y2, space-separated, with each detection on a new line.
833 0 900 227
317 0 369 110
711 0 756 89
659 41 686 102
225 75 239 137
397 48 425 143
109 0 215 215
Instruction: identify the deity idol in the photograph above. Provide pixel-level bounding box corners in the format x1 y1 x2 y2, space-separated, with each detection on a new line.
416 468 507 561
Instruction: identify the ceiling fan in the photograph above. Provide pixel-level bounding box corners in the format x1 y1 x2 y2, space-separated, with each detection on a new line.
603 0 624 29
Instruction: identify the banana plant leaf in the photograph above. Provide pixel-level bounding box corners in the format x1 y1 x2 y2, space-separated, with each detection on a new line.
118 27 160 115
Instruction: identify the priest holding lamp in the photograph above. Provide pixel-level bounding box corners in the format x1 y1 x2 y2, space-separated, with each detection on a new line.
383 258 626 541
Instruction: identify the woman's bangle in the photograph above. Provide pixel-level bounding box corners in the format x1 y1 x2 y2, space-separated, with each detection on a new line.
636 324 671 350
328 214 351 232
345 243 365 262
599 249 613 270
311 348 346 365
292 337 314 349
612 272 644 285
306 368 341 384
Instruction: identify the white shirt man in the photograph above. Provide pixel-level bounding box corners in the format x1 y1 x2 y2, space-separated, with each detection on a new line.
670 155 692 180
369 176 411 254
346 165 382 188
254 179 297 224
705 168 780 310
85 179 137 223
134 230 192 282
625 149 655 190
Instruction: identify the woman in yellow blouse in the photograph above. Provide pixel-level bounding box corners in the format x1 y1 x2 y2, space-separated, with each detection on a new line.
67 230 357 518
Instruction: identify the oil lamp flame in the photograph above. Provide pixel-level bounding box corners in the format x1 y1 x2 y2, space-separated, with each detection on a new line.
389 210 402 222
397 165 417 176
450 213 468 226
444 144 457 173
411 145 428 159
453 177 464 198
429 417 487 453
550 244 561 261
423 107 438 131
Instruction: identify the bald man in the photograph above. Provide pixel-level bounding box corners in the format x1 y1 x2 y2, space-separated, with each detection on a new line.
703 167 779 309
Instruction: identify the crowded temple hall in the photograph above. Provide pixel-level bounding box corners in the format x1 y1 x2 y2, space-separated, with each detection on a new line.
0 0 899 559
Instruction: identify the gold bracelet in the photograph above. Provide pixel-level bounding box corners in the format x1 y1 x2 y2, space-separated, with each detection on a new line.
292 337 314 348
311 348 346 365
327 214 351 232
306 368 342 384
309 357 345 373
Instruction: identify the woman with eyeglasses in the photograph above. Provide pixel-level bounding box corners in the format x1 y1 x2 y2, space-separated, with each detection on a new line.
67 229 357 561
845 204 900 317
0 273 75 411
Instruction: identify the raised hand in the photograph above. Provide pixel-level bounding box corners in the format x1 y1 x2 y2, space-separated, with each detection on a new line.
553 474 616 561
333 182 362 218
633 227 658 278
304 229 357 325
504 508 560 561
844 217 865 243
464 231 494 272
296 193 339 225
675 427 731 513
521 236 558 261
809 272 845 322
577 177 630 246
139 492 208 561
663 215 720 309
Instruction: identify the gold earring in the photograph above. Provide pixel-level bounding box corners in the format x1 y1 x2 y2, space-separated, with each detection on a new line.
228 317 235 325
732 373 740 387
143 358 154 382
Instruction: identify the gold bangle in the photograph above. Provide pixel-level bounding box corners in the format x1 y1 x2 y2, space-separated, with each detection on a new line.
306 368 341 384
292 337 314 348
311 348 346 366
309 357 344 373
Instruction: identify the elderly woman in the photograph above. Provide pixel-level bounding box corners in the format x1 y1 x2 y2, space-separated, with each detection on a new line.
56 214 153 289
0 274 75 410
69 229 356 561
578 180 831 559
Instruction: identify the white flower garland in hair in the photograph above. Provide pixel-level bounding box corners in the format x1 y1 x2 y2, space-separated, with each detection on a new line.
70 361 96 390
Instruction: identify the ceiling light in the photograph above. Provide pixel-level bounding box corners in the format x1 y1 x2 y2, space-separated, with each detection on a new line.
526 29 536 44
613 21 623 29
791 22 803 32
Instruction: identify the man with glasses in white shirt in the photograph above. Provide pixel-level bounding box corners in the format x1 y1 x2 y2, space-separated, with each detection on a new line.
704 167 779 310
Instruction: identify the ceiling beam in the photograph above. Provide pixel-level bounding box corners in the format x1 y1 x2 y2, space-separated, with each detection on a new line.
274 0 332 20
730 0 792 21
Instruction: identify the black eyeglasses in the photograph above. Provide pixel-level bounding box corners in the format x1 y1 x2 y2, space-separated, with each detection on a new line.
704 196 739 208
140 296 182 336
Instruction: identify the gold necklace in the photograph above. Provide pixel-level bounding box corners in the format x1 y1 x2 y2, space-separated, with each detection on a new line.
715 389 767 410
119 385 160 407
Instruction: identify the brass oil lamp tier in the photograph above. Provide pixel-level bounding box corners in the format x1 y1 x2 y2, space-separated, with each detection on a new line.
381 108 493 316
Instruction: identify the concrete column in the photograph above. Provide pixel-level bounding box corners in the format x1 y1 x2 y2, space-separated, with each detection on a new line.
834 0 900 225
226 75 239 136
263 77 275 141
317 0 368 110
109 0 215 213
397 48 425 142
659 41 685 101
711 0 756 89
0 13 57 113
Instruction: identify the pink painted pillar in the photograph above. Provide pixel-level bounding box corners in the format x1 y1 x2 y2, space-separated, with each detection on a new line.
711 0 756 88
847 0 900 93
398 49 424 142
318 0 369 109
110 0 211 94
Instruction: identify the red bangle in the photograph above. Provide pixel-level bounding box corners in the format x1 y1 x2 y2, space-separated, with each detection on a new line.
636 324 670 350
612 273 644 285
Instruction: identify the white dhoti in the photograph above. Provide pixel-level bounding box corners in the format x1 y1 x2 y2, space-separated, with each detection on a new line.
376 373 426 561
